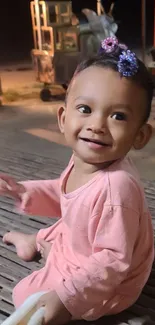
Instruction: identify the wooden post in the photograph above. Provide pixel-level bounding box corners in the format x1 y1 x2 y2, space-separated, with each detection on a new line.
141 0 146 64
0 77 2 106
154 0 155 47
34 0 42 50
97 0 102 16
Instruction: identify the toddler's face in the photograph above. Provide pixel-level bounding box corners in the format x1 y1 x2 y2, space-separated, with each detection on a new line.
58 66 151 166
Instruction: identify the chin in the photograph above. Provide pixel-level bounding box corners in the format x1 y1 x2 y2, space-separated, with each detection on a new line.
79 155 109 165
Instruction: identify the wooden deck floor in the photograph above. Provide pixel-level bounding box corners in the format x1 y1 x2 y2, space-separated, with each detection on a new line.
0 196 57 322
0 143 70 323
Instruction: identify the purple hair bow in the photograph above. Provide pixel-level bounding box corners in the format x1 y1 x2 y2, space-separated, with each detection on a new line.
99 36 139 77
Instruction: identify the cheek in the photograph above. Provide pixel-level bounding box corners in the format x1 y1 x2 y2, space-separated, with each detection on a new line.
64 114 83 135
110 124 136 144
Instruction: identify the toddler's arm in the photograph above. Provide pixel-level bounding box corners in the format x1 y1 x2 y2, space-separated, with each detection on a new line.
0 174 61 217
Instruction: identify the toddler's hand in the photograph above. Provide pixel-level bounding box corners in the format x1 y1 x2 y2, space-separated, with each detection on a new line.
37 291 71 325
0 174 25 200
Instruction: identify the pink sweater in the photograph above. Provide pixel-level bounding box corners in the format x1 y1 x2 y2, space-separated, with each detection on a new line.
19 156 154 320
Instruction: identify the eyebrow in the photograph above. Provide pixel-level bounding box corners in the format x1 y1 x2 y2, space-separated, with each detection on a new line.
110 104 132 113
74 96 90 102
74 97 132 112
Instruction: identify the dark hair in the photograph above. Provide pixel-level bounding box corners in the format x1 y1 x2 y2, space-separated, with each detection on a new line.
70 48 154 122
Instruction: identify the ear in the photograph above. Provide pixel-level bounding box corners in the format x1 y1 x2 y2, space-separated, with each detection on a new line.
133 123 152 150
57 106 66 134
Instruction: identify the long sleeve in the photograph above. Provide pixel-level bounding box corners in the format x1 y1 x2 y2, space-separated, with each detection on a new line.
55 204 140 319
17 179 61 217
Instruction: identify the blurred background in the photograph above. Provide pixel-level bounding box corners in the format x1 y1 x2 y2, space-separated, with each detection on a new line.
0 0 154 64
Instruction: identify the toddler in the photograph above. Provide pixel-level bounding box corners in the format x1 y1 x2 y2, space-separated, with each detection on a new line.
0 37 154 324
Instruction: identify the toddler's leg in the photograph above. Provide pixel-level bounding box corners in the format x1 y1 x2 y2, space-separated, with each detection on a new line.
3 232 37 261
2 221 59 262
12 224 60 307
13 265 54 308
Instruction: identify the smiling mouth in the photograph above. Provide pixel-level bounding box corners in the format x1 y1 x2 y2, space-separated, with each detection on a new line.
80 138 110 146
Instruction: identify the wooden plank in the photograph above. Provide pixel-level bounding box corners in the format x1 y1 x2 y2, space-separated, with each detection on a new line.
0 221 34 237
0 275 14 291
0 246 41 271
0 208 53 227
129 303 155 320
0 299 14 314
0 265 26 282
0 214 56 235
0 288 13 304
0 314 9 324
0 256 31 278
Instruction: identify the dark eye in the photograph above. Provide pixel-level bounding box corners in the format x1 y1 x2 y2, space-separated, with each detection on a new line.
77 105 91 114
111 112 127 121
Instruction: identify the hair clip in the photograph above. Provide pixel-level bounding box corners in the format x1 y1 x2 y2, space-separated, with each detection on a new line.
100 36 118 53
99 37 139 77
117 50 138 77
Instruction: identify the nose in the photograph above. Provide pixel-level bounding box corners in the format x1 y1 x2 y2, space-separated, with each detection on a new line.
86 115 107 134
